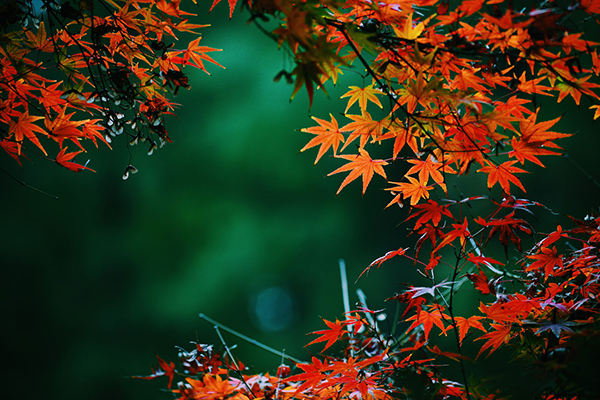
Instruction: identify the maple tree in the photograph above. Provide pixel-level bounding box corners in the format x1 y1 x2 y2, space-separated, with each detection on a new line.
4 0 600 399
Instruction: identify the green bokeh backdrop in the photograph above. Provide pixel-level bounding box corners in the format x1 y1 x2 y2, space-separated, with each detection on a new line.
1 4 599 400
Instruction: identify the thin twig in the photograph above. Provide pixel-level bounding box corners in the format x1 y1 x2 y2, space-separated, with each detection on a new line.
213 325 256 399
1 165 59 199
199 313 303 364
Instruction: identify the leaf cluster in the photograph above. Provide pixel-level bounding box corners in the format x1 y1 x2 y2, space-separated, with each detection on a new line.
0 0 223 175
128 0 600 399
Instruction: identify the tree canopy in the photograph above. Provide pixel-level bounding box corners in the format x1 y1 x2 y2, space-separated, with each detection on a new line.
3 1 600 399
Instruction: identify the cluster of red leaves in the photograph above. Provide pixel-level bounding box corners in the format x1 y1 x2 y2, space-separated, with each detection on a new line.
139 0 600 399
0 0 222 174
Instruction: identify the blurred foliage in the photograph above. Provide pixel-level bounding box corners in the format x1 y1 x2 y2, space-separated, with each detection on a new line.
1 2 599 400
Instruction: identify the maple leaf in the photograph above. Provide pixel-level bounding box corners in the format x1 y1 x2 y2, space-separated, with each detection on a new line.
155 0 195 18
477 160 528 195
386 176 434 207
182 37 224 75
0 139 23 165
475 323 513 358
537 225 567 247
38 81 67 114
209 0 240 19
465 253 504 272
477 211 533 256
55 147 95 172
8 111 48 155
406 200 454 229
300 114 345 164
340 85 383 113
555 75 600 105
287 357 331 395
405 155 451 192
340 111 389 151
435 218 471 252
132 354 177 389
479 297 539 323
465 267 493 295
459 0 484 16
394 13 426 40
405 307 450 341
525 246 563 279
407 279 454 298
44 108 86 148
454 316 486 344
517 72 552 96
306 318 347 351
290 59 327 109
25 21 53 52
358 248 407 280
328 148 388 195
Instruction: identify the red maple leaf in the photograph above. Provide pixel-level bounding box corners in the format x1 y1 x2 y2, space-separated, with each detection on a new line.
454 316 486 344
306 318 347 351
475 323 513 358
525 246 563 279
465 267 494 295
55 147 95 172
405 307 450 341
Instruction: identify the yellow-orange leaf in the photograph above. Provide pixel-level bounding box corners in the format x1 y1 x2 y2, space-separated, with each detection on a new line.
395 13 425 40
340 85 383 113
386 176 434 207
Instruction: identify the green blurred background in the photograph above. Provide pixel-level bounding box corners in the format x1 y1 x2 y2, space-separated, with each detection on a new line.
1 3 599 400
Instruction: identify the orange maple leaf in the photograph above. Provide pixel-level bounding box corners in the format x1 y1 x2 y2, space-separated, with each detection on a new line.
44 108 86 148
386 176 434 207
301 114 345 164
555 75 600 105
209 0 241 19
8 111 48 155
155 0 196 18
340 111 389 151
24 21 53 52
182 37 224 75
328 148 388 195
405 155 450 189
477 160 527 194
